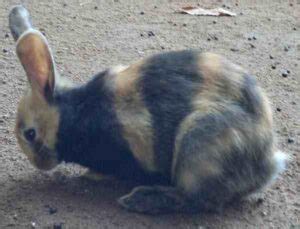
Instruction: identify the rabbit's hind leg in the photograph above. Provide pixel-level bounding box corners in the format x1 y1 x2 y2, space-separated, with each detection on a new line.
118 185 195 214
172 110 276 212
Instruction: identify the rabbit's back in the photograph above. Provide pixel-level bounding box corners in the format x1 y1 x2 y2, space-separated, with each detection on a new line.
106 50 272 176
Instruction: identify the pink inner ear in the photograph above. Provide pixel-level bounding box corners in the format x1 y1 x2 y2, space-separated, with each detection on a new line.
16 32 54 97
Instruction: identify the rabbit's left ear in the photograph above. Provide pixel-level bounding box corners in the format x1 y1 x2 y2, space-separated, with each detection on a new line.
16 31 56 102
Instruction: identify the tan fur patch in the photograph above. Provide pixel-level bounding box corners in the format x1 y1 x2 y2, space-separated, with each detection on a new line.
105 62 157 172
172 52 247 179
176 160 221 193
16 33 55 94
15 91 60 170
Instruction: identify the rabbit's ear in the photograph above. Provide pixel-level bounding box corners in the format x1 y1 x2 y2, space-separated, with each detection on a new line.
16 30 56 102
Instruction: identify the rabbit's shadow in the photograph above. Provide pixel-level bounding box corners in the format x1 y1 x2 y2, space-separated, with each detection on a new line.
3 166 263 226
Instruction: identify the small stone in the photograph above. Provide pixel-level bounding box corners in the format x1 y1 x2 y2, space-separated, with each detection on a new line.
63 3 67 7
154 6 157 9
94 6 98 10
230 48 239 52
5 33 9 38
147 31 155 37
3 48 8 53
287 70 290 74
183 23 187 27
31 222 36 228
289 3 293 6
271 65 276 70
49 207 57 215
161 46 165 50
140 33 144 37
284 46 289 52
140 11 144 15
235 3 239 6
269 55 274 59
249 43 255 48
293 27 296 31
240 12 244 15
256 197 264 205
248 37 252 41
207 38 211 41
276 107 281 112
281 70 289 77
261 211 267 216
252 36 257 40
213 36 218 41
287 138 294 144
291 101 296 105
53 223 63 229
213 20 217 24
173 23 177 26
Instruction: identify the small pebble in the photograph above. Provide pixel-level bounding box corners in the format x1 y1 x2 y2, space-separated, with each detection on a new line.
261 211 267 216
213 20 217 24
94 6 98 10
140 11 144 15
5 33 9 38
271 65 276 70
3 48 8 53
253 36 257 40
49 207 58 215
63 3 67 7
248 37 252 41
281 70 289 78
276 108 281 112
147 31 155 37
173 23 177 26
154 6 157 9
249 43 255 48
284 46 289 52
287 138 294 144
230 48 239 52
53 223 63 229
256 197 264 205
161 46 165 50
213 36 218 41
31 222 36 228
293 27 297 31
207 38 211 41
269 55 274 59
183 23 187 27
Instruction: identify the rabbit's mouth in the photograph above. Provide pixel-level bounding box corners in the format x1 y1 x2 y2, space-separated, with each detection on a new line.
31 142 59 171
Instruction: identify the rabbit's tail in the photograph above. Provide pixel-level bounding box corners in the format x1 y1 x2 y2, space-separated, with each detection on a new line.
271 150 288 181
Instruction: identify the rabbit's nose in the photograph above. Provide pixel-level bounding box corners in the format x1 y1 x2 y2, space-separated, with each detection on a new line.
9 5 33 41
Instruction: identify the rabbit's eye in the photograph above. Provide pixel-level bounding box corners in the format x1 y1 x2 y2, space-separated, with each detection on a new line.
24 128 36 142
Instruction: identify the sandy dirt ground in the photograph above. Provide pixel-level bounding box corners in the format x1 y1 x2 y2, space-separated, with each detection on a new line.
0 0 299 228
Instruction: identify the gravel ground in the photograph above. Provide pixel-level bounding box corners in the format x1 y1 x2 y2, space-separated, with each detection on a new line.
0 0 299 228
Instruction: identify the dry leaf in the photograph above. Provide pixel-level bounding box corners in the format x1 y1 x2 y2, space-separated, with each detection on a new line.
180 7 237 17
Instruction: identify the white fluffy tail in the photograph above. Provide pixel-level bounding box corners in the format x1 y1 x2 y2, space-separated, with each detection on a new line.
271 151 288 181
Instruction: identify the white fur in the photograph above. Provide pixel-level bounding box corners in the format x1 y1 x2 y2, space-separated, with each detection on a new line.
271 150 288 181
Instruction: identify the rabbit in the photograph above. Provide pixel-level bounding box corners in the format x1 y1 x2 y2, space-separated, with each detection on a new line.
9 5 287 214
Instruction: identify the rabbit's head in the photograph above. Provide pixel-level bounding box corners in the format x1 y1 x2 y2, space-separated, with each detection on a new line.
10 6 60 170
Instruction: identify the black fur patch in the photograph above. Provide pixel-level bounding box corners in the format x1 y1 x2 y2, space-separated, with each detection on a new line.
55 71 168 184
241 74 263 116
139 50 203 174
